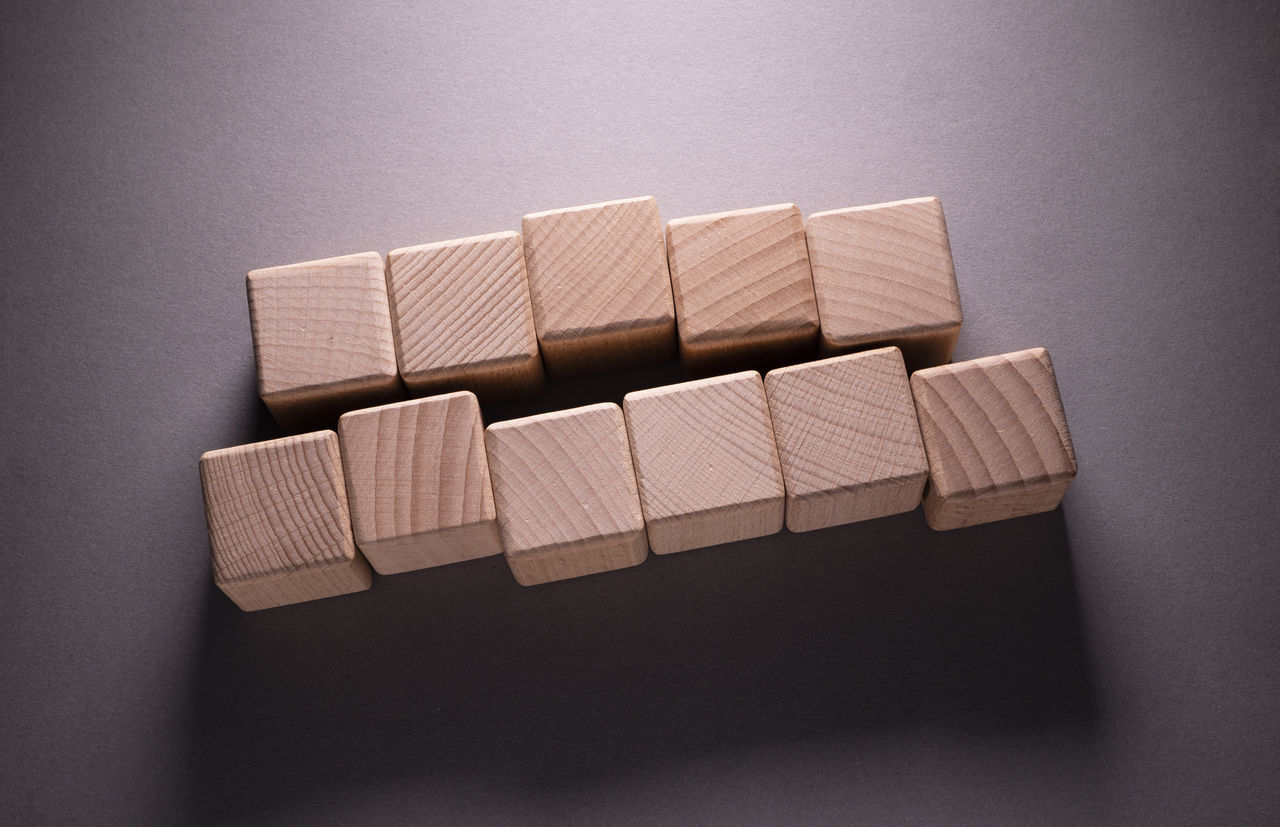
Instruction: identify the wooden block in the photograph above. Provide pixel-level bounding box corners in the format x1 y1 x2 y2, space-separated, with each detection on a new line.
484 403 647 585
199 431 372 611
248 251 401 427
910 347 1077 530
623 371 784 554
386 231 544 401
336 391 502 574
764 347 929 532
806 197 963 370
665 203 819 374
521 196 676 376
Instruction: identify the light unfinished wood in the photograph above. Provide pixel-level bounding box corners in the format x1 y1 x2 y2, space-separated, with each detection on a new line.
806 197 963 370
248 251 401 427
386 231 544 401
484 403 647 585
764 347 928 532
665 203 819 374
623 371 784 554
199 431 372 611
336 391 501 574
911 347 1077 530
521 196 676 376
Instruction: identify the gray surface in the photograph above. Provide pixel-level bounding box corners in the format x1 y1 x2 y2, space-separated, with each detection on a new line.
2 1 1278 824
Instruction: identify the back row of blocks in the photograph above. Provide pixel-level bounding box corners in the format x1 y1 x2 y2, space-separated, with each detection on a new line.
201 346 1076 611
248 196 963 426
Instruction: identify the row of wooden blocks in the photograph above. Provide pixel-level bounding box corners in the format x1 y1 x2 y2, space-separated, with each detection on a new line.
201 346 1077 611
248 196 963 425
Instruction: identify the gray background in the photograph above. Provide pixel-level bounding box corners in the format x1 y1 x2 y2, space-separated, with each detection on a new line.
3 1 1278 824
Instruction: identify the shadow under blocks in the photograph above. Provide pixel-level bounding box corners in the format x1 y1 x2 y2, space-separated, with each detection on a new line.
182 504 1096 821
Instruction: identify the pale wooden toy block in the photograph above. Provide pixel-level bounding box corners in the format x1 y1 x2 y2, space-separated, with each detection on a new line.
623 371 784 554
910 347 1077 530
484 403 648 586
805 197 963 370
386 231 544 401
764 347 929 532
199 431 372 611
665 203 819 374
248 251 401 427
336 391 502 575
521 196 676 376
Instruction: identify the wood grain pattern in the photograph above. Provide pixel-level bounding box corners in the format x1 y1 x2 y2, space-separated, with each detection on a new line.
199 430 372 611
665 203 819 374
521 197 676 376
336 391 501 574
806 197 963 370
764 347 928 532
386 232 544 401
248 251 401 427
623 371 784 554
910 347 1077 530
484 403 648 585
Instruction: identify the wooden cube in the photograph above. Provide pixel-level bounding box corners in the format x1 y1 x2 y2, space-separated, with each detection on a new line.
199 431 372 611
386 232 544 401
336 391 502 574
911 347 1077 530
623 371 784 554
805 197 963 370
665 203 819 374
764 347 928 532
521 197 676 376
248 251 401 426
484 403 647 585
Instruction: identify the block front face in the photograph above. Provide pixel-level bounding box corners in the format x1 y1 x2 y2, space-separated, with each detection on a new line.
765 348 928 532
337 391 501 574
387 232 543 400
484 403 648 585
666 203 819 372
199 431 371 611
624 371 784 554
911 347 1077 530
521 197 675 375
247 251 400 424
806 197 962 369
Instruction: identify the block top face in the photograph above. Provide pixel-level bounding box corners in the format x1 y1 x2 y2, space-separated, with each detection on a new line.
247 251 398 398
336 391 493 546
386 231 538 376
911 347 1077 500
521 196 674 342
805 197 962 345
764 347 927 498
665 203 818 345
199 430 354 585
484 403 644 555
623 371 783 521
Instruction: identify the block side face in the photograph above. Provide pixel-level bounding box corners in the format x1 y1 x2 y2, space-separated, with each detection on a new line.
357 518 502 574
200 431 355 584
400 350 545 402
785 471 926 533
624 371 785 524
536 312 675 376
247 253 398 398
806 198 962 347
923 475 1073 530
646 496 785 554
217 554 372 611
911 348 1077 500
506 528 648 586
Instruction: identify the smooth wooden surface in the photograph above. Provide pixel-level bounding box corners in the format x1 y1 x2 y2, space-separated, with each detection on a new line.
336 391 501 574
911 347 1077 530
386 232 544 401
806 197 962 370
247 251 401 427
665 203 819 374
484 403 647 585
521 197 676 376
765 347 929 532
199 431 372 611
623 371 784 554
